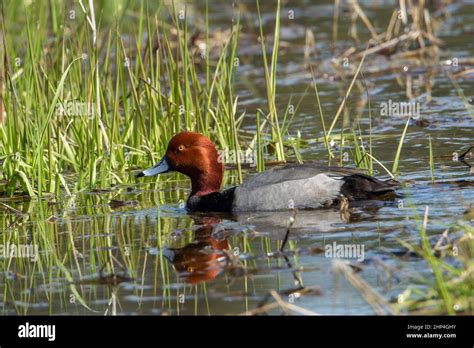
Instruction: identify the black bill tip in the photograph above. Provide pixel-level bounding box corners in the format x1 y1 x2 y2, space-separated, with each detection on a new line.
136 171 145 178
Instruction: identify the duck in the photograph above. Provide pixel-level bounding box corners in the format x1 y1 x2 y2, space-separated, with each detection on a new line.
136 131 398 212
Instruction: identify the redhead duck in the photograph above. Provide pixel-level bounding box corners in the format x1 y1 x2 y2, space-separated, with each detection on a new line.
136 132 398 212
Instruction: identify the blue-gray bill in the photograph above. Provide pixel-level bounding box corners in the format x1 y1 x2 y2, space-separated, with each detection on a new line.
136 157 170 178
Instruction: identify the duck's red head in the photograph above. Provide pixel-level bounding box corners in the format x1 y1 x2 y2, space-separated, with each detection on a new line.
137 132 223 196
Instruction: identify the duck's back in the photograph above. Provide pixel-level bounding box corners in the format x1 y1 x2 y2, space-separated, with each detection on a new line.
232 163 397 212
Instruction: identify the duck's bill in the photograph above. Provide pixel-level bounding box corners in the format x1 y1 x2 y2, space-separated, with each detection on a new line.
160 247 175 262
136 157 170 177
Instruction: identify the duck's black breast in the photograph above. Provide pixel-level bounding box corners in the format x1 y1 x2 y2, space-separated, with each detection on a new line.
186 187 237 212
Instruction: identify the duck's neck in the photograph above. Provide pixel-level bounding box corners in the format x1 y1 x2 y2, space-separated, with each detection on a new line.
190 165 223 197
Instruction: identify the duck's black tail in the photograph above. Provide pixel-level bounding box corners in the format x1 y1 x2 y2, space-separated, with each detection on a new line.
341 174 400 201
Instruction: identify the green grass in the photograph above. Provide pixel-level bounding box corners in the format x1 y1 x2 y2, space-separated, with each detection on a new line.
397 213 473 315
0 1 255 197
391 191 473 316
0 0 409 197
256 0 285 162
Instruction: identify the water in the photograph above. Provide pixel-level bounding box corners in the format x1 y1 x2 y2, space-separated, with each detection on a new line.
0 0 473 315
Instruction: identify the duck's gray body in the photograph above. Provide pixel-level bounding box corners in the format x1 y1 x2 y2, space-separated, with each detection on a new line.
232 163 397 212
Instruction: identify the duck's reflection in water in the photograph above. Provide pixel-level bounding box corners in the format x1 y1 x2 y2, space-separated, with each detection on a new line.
162 216 229 284
161 204 386 284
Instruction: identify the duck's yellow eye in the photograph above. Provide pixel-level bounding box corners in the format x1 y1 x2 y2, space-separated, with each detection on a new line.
177 145 185 152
